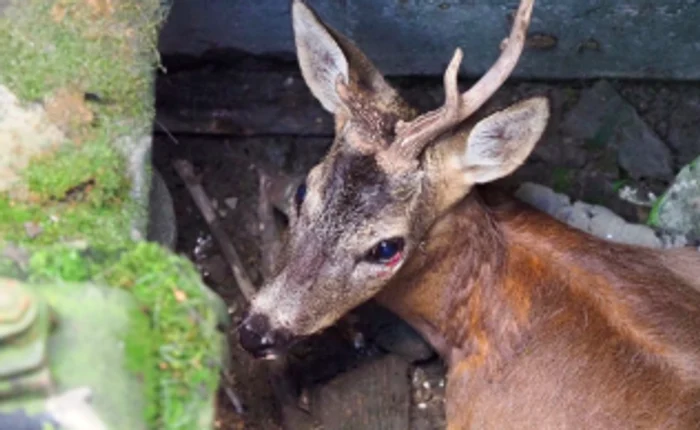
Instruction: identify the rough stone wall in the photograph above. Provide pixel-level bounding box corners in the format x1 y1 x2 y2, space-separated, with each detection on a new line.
0 1 227 429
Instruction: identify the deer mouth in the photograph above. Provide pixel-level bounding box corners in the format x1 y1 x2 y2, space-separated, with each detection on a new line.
250 346 285 361
237 312 296 360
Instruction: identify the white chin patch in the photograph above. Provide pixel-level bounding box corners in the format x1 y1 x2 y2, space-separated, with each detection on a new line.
261 351 281 361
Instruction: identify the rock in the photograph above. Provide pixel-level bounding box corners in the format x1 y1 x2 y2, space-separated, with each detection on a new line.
23 222 43 239
0 85 66 196
618 185 657 208
515 182 571 215
224 197 239 210
374 321 435 364
561 81 673 181
355 303 435 363
651 156 700 240
198 254 230 286
0 279 149 430
0 279 51 391
561 81 621 142
47 387 109 430
668 98 700 167
532 135 588 169
659 233 689 249
580 203 660 248
515 182 663 248
616 113 674 181
120 135 158 242
410 361 447 430
310 354 411 430
146 168 178 250
563 202 662 248
606 223 663 249
554 204 593 233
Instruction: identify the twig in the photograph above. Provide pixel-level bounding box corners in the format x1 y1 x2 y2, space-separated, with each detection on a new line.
174 158 312 426
221 371 246 415
173 159 258 418
257 169 284 279
154 119 180 145
173 159 256 300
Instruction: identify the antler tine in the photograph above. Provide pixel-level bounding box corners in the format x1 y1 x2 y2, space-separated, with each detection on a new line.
455 0 534 116
443 47 464 113
391 0 535 162
392 48 463 160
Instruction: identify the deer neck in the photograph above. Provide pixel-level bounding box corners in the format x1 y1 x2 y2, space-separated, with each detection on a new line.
375 190 538 372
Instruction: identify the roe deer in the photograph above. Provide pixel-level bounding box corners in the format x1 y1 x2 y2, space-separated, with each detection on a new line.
239 0 700 428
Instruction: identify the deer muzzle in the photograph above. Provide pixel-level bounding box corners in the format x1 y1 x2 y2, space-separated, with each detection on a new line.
238 311 294 360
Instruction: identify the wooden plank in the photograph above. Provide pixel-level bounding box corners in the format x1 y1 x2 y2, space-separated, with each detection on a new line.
155 68 333 137
154 64 455 137
310 354 411 430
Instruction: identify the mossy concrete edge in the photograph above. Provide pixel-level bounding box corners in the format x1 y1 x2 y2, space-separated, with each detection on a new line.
0 0 228 428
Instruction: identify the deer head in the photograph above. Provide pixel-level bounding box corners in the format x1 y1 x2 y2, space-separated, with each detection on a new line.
239 0 549 359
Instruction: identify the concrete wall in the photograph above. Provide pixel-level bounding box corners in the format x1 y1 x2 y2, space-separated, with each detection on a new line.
158 0 700 80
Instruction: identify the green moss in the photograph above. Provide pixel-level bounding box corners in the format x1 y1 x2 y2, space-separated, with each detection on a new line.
108 244 223 430
105 243 220 429
0 0 160 250
29 247 92 281
647 193 666 227
0 0 162 246
26 242 224 430
0 133 135 249
582 109 625 152
125 304 160 426
0 1 223 428
25 139 128 204
551 167 575 194
0 193 133 251
0 0 162 120
612 178 630 192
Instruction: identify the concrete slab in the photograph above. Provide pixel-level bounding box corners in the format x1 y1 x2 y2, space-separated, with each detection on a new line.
158 0 700 80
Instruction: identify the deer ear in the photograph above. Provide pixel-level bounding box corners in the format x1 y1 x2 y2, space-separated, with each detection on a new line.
461 97 549 184
292 0 398 116
292 0 349 114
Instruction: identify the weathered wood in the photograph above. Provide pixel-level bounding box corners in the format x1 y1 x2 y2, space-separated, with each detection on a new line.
311 354 411 430
154 65 457 137
155 69 333 137
153 64 554 139
158 0 700 80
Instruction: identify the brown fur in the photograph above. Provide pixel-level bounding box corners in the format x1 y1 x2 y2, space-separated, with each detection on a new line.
377 190 700 429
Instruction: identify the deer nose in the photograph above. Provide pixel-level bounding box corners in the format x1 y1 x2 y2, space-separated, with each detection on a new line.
238 312 291 360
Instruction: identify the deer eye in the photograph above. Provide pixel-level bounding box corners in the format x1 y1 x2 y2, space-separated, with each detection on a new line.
366 238 405 265
294 182 307 210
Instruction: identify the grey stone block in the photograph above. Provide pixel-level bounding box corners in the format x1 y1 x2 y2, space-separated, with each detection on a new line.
668 98 700 167
653 157 700 239
515 182 664 248
561 81 674 181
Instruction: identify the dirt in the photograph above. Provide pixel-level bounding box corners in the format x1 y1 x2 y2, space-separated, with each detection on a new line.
44 87 95 133
0 85 65 196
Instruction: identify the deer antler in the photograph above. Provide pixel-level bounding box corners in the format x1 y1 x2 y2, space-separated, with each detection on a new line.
389 0 535 161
